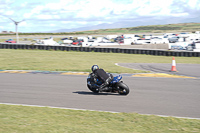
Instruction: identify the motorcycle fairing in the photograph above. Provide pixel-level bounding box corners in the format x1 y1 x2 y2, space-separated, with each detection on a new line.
111 75 122 84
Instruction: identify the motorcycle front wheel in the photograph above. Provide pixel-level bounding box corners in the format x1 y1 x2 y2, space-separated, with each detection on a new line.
87 84 99 93
117 82 130 95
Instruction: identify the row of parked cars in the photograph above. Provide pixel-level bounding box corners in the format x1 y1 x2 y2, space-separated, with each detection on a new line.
3 32 200 51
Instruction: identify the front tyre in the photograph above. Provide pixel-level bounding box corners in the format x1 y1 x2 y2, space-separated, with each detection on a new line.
87 84 99 93
117 82 130 95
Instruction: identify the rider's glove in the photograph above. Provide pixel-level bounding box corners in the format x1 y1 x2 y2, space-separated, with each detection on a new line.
94 77 97 83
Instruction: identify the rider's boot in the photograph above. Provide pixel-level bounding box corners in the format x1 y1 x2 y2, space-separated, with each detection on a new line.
99 78 111 92
99 84 107 92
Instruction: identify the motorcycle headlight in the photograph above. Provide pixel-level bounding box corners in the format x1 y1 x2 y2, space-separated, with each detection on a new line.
116 75 122 81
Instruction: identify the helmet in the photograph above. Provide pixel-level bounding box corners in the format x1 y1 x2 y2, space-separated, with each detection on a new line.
91 65 99 72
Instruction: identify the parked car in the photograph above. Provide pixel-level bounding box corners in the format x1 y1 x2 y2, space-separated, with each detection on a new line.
62 38 73 44
5 39 16 43
71 39 83 45
136 39 151 44
168 36 180 43
171 45 184 50
186 43 196 51
151 38 168 44
114 37 124 42
61 38 69 40
63 39 73 44
179 32 190 37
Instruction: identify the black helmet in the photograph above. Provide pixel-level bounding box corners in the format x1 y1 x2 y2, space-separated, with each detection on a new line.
91 65 99 72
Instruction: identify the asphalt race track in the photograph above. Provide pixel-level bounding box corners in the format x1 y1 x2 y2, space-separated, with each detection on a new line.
0 72 200 119
117 63 200 78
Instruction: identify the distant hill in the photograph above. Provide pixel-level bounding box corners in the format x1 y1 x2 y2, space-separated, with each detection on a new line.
81 23 200 34
2 23 199 36
52 23 200 34
51 22 133 33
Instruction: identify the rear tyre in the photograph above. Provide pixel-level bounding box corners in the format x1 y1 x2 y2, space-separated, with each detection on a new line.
117 82 130 95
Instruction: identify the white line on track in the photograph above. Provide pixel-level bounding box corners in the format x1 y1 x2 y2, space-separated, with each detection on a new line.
115 63 144 71
1 103 199 120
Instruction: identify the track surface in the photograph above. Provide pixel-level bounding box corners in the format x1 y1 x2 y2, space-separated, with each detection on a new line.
117 63 200 78
0 73 200 119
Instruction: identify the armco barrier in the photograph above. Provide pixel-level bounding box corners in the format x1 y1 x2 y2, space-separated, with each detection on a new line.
0 43 200 57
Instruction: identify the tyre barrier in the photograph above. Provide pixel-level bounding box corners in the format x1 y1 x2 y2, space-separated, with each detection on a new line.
0 43 200 57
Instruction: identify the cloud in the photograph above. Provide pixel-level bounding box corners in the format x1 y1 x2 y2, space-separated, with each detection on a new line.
0 0 200 32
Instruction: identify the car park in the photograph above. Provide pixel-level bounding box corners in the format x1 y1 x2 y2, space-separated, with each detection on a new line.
12 31 199 51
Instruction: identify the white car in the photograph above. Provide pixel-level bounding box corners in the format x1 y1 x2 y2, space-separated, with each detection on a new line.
135 39 151 44
63 39 73 44
151 38 168 44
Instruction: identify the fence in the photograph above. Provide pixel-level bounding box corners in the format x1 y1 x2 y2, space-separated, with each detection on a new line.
0 43 200 57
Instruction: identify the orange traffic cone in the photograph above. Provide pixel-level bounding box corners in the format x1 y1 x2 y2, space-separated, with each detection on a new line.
171 57 177 72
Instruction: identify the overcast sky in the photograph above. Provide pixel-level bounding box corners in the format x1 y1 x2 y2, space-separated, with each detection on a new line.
0 0 200 32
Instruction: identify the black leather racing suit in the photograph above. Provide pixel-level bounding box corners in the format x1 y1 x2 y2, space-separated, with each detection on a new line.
92 69 112 91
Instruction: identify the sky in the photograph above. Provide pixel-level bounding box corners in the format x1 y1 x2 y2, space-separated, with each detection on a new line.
0 0 200 33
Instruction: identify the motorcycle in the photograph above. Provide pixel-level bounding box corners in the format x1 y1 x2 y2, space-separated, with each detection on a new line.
87 73 130 95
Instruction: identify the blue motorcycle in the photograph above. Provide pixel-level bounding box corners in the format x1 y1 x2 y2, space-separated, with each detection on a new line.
87 73 130 95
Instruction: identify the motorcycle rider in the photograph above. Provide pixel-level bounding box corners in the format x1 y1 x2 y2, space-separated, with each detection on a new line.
91 65 112 92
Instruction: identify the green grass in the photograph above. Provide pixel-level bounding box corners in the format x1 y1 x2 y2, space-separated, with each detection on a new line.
0 104 199 133
0 50 200 132
0 49 200 73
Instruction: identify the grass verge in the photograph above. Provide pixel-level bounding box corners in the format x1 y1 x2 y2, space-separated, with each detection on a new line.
0 104 199 133
0 49 200 73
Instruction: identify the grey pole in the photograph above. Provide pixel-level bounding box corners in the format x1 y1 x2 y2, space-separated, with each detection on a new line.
9 18 24 43
16 23 19 43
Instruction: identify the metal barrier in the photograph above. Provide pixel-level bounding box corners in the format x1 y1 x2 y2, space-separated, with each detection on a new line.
0 43 200 57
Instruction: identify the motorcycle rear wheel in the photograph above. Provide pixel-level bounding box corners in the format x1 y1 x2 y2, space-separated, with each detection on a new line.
117 82 130 95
